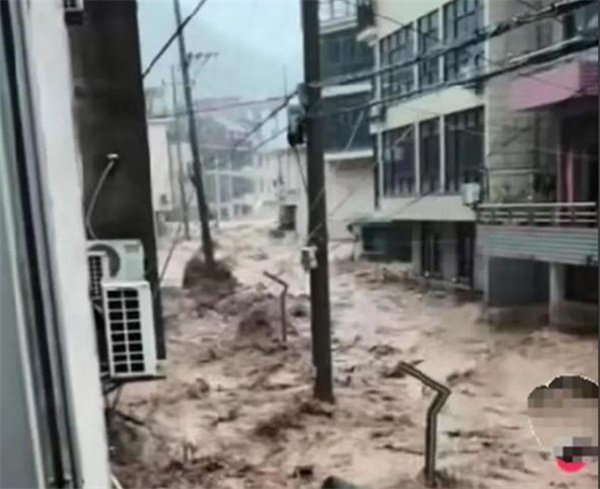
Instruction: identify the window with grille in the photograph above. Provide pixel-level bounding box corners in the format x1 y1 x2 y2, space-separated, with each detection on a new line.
419 118 440 194
105 288 146 376
322 92 372 152
320 29 373 79
382 125 415 197
443 0 483 82
417 10 440 88
380 25 415 100
445 106 484 193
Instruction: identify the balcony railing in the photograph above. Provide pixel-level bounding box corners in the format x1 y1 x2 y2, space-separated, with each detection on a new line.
477 202 598 227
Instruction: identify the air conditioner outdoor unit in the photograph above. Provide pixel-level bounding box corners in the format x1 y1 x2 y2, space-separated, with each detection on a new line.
461 183 481 206
102 281 158 379
63 0 85 25
87 239 145 282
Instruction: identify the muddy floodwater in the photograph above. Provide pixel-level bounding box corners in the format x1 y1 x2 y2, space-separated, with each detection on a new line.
111 221 598 489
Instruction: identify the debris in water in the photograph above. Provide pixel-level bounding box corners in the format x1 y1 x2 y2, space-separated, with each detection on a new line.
292 464 314 479
186 377 211 399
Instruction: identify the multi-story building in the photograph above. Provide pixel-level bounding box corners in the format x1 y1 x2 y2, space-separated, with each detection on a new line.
318 0 376 241
355 0 487 289
167 98 265 223
477 0 598 329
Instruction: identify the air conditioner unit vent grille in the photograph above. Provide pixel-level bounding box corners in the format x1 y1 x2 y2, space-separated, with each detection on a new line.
105 288 147 375
88 253 106 300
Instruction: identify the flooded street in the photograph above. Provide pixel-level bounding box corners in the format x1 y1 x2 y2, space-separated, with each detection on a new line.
112 221 598 489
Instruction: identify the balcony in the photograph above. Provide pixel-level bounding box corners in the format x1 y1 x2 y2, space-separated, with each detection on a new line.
356 0 376 44
477 202 597 227
478 202 598 266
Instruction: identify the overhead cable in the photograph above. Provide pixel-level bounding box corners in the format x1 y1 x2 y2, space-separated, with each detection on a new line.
142 0 210 79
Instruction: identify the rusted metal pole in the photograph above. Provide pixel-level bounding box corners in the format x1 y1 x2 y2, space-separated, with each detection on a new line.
263 271 289 345
392 361 451 487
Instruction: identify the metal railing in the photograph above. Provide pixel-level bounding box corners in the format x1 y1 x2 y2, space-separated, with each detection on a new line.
477 202 598 226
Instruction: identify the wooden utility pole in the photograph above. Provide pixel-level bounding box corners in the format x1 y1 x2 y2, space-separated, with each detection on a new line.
170 65 191 240
300 0 334 402
173 0 215 267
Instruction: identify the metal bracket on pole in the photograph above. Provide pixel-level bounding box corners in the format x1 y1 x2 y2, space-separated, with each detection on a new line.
263 271 289 346
392 361 451 487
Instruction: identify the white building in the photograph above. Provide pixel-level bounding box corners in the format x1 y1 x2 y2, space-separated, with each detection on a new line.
319 0 377 241
253 146 307 230
1 1 109 487
147 117 176 235
355 0 486 289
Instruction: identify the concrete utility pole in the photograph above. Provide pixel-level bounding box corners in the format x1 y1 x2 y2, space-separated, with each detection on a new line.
173 0 215 267
300 0 334 402
170 65 191 240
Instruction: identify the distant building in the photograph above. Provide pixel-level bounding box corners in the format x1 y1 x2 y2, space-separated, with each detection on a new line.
252 145 307 230
147 118 176 234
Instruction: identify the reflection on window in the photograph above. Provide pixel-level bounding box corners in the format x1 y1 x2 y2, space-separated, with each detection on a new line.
443 0 483 82
321 29 373 79
563 2 598 39
322 93 372 152
418 10 440 88
380 25 414 100
419 118 440 194
382 125 414 196
444 107 484 193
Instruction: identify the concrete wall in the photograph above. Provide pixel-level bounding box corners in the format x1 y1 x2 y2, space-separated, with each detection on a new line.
20 0 110 485
147 119 175 212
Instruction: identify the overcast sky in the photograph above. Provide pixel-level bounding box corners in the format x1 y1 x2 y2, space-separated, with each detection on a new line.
138 0 304 101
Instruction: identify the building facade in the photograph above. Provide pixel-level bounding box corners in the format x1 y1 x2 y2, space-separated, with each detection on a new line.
478 0 598 329
355 0 487 290
319 0 376 241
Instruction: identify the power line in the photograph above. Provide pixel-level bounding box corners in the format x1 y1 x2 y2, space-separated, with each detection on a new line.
229 90 297 153
333 0 593 94
310 33 596 131
142 0 210 79
515 0 566 27
250 126 288 152
315 0 587 88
